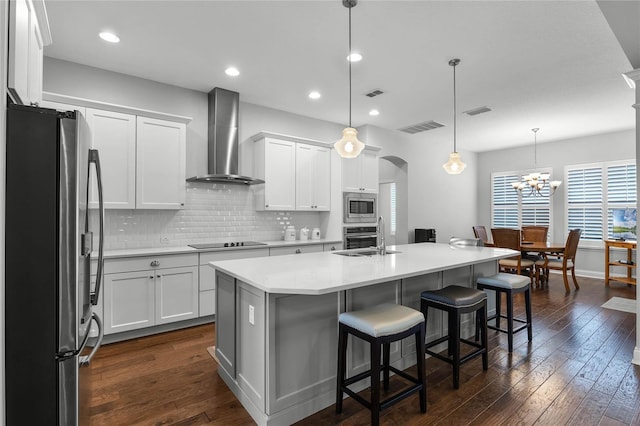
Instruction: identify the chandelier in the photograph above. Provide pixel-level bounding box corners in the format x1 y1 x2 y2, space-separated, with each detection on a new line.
511 128 561 196
334 0 365 159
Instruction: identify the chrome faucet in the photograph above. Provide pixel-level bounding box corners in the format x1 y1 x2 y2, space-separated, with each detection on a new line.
377 216 386 255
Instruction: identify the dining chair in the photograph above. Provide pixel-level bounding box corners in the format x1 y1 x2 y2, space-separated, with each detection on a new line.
521 225 549 264
490 228 534 284
535 229 582 292
521 226 548 243
472 226 493 247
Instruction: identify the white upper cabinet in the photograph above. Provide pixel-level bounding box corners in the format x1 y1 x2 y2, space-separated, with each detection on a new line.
253 132 332 212
8 0 49 106
86 109 137 209
254 138 297 211
136 117 186 209
295 144 330 211
82 109 186 210
342 148 379 193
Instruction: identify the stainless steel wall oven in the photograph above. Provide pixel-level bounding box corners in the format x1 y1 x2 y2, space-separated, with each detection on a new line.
343 226 378 249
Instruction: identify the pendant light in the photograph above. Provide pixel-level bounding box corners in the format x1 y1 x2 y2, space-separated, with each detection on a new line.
511 128 562 196
442 58 466 174
334 0 365 159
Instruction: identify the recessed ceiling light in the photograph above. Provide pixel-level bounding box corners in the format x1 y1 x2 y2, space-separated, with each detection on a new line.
99 32 120 43
225 67 240 77
308 91 321 100
369 109 380 116
347 52 362 62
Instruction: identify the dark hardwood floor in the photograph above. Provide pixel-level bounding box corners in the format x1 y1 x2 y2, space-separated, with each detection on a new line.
89 275 640 425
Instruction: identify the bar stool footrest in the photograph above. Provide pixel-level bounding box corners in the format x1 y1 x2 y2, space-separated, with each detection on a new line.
487 323 529 334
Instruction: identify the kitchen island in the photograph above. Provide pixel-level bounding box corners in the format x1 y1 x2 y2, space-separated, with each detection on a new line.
209 242 517 426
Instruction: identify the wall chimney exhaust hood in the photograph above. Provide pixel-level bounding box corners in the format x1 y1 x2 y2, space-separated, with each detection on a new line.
186 88 264 185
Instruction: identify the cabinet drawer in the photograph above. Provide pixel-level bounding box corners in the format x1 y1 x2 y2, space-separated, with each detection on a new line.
105 253 198 274
269 245 323 256
199 248 269 265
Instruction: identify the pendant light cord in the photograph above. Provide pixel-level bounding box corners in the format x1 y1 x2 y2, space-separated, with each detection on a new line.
453 62 457 152
348 6 352 128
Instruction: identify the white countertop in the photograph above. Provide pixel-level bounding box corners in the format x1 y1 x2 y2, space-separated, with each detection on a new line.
96 238 342 259
209 243 518 295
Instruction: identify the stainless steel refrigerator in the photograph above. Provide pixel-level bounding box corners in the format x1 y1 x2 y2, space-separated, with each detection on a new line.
5 103 105 425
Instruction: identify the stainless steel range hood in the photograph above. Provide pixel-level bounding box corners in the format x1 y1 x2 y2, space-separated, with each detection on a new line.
186 87 264 185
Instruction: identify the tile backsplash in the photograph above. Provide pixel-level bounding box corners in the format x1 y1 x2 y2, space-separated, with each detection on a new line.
92 183 322 250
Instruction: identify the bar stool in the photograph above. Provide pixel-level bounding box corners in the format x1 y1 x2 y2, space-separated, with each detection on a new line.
476 272 532 353
420 285 488 389
336 303 426 425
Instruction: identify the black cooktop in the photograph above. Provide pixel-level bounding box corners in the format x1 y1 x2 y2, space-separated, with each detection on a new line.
188 241 267 250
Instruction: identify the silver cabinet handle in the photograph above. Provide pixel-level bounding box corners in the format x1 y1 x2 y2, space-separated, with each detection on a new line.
150 260 160 267
149 276 154 279
331 246 336 251
295 249 301 254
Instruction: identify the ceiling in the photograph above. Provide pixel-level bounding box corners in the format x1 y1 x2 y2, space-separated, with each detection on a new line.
43 0 635 152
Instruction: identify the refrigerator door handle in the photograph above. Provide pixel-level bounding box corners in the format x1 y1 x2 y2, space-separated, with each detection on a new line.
89 149 104 306
79 312 104 367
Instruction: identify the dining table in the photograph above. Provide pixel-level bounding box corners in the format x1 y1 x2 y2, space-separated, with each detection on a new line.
520 240 566 286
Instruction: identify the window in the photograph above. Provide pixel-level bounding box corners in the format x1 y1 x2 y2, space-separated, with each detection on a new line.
491 168 552 231
566 160 636 243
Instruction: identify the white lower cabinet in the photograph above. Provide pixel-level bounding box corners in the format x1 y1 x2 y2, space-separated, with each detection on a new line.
102 254 198 335
198 248 270 317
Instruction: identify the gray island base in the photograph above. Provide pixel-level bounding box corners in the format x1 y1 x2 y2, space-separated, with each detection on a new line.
210 243 517 426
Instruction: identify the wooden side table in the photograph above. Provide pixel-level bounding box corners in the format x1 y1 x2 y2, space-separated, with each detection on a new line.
604 240 637 286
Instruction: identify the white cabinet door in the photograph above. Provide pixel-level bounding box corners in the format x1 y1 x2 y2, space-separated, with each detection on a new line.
26 9 43 106
296 144 331 211
313 146 331 210
136 116 186 209
361 150 379 193
155 266 198 324
8 0 31 104
103 271 155 334
342 149 378 193
295 144 314 210
342 156 362 192
264 139 296 210
86 109 136 209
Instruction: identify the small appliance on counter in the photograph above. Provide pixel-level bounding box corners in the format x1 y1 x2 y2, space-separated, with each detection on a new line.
311 228 321 240
284 225 297 241
299 227 310 240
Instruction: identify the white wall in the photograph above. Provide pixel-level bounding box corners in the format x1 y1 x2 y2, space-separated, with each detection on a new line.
477 128 636 276
361 124 478 243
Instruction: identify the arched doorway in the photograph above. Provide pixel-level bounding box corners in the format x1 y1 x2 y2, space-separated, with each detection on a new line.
379 156 408 244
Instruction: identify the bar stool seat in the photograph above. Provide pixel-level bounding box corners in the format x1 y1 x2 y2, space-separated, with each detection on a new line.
476 272 532 353
336 303 426 426
420 285 488 389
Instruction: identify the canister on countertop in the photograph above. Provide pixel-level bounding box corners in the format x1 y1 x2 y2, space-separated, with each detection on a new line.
284 225 297 241
311 228 321 240
299 227 309 240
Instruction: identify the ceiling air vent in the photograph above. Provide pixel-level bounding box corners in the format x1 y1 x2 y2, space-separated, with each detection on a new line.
463 106 492 116
398 120 445 134
365 89 384 98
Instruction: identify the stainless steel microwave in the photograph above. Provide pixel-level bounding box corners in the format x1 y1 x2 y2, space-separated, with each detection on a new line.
343 192 377 223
